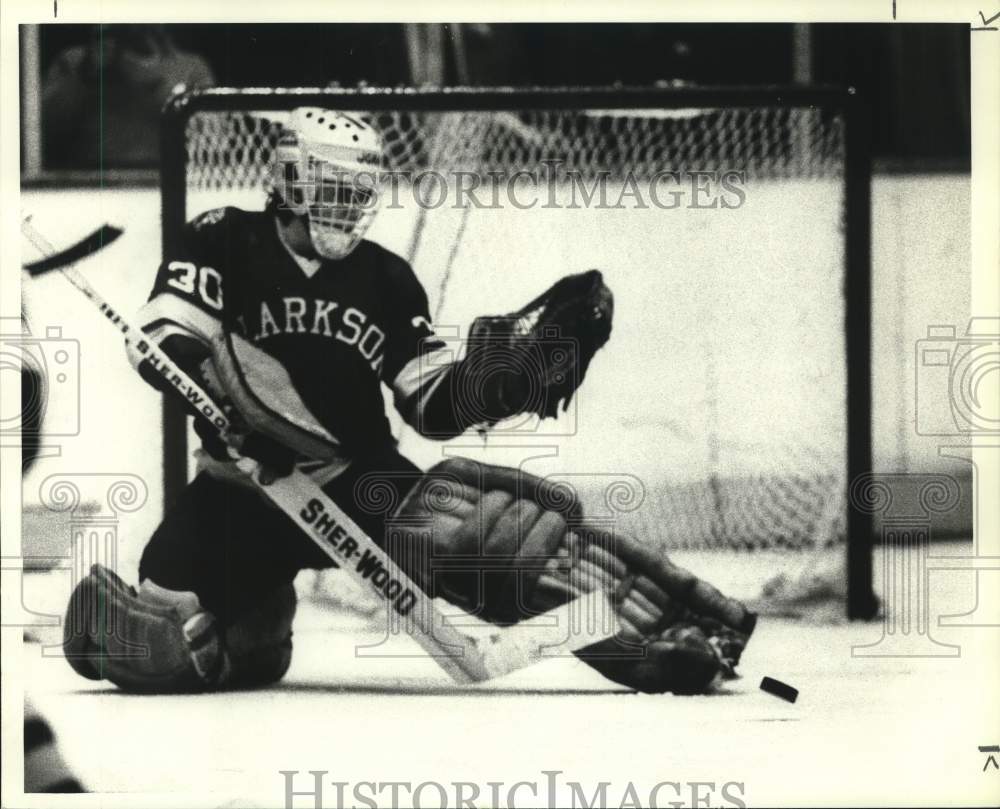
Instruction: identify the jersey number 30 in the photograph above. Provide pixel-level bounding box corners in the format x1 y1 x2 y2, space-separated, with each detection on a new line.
166 261 224 311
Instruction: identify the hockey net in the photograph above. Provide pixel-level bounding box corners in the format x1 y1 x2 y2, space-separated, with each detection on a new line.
167 87 871 618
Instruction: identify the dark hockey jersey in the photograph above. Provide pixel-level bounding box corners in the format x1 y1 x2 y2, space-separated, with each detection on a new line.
132 206 450 458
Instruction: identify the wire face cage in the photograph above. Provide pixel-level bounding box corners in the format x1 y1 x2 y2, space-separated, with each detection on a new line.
160 85 875 619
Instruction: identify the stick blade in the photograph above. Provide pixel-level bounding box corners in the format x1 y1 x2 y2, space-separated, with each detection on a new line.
23 225 124 276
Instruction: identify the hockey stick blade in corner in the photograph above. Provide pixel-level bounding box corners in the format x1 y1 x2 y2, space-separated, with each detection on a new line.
23 224 123 276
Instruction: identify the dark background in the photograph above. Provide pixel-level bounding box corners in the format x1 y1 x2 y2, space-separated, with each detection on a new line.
31 22 970 168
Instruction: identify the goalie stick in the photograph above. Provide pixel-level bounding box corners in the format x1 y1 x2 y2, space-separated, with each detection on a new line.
21 218 613 684
22 222 125 276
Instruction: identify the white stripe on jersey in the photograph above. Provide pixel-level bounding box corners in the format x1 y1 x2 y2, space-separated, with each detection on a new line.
391 347 454 425
137 291 223 344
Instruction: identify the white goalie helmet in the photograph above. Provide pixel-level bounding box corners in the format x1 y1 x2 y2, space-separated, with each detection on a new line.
271 107 383 260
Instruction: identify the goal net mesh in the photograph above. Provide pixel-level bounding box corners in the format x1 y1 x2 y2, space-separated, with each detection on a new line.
179 100 850 607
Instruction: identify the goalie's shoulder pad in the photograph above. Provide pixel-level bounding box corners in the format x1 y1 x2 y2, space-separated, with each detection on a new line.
178 206 257 259
189 206 243 234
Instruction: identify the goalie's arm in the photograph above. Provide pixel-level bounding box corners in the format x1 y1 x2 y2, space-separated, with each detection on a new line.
126 207 245 399
386 259 612 439
127 214 296 475
381 259 519 438
127 289 222 407
128 295 298 477
392 351 518 439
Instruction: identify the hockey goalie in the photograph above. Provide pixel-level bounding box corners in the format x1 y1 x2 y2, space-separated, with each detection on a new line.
63 107 755 694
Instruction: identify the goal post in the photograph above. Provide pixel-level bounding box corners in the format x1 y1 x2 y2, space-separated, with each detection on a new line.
159 85 875 620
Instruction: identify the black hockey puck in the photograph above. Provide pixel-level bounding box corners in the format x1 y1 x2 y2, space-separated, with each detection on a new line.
760 676 798 703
